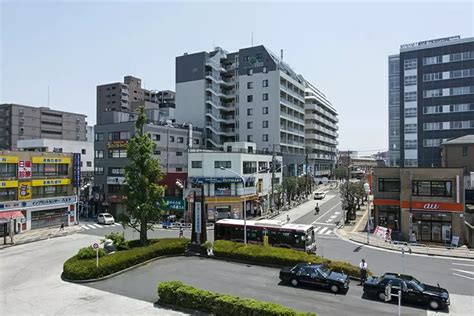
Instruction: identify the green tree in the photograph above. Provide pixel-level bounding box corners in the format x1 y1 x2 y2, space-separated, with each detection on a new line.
273 184 284 211
119 106 166 245
282 177 298 201
334 166 348 181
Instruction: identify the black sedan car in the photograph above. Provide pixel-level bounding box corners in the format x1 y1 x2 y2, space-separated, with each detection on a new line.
279 263 350 293
363 273 450 310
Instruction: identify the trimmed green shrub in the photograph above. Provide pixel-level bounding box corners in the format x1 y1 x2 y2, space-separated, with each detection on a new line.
63 238 189 280
212 240 368 278
77 246 106 259
158 281 315 316
102 232 129 251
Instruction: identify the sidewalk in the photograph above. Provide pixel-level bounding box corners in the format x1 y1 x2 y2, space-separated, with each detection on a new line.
336 205 474 259
0 224 83 249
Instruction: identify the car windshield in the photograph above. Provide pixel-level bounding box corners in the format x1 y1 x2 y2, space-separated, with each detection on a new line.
104 215 113 218
408 279 424 291
317 266 330 278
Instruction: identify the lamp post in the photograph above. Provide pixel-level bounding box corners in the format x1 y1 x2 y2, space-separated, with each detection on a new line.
176 179 186 223
364 182 371 244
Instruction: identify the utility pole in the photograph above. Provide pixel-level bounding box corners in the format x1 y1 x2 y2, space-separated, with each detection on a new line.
271 144 276 212
305 147 309 196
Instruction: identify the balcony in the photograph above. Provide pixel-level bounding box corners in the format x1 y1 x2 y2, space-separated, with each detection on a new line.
280 97 305 113
305 114 338 129
280 112 304 125
306 104 338 122
205 110 235 123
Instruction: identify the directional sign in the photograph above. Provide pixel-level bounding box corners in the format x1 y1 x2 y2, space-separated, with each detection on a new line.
92 243 99 249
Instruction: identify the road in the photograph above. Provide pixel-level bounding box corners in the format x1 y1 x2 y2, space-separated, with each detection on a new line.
85 256 471 316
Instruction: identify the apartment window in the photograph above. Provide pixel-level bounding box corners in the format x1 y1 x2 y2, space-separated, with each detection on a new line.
247 135 253 142
243 161 257 174
423 105 443 114
404 59 417 70
94 150 104 159
412 180 452 197
191 161 202 168
108 149 127 158
262 120 268 128
108 131 130 141
451 86 474 96
423 89 443 98
81 149 86 155
247 95 253 102
0 163 16 177
404 140 417 149
175 167 183 172
247 122 253 129
247 82 253 89
247 108 253 116
176 152 183 156
154 134 161 141
423 72 442 82
177 137 184 143
404 108 417 118
262 80 268 87
86 161 92 167
262 107 269 114
262 93 269 101
423 139 442 147
243 56 249 61
404 75 417 86
154 150 161 155
262 134 269 142
169 136 175 142
108 184 121 194
423 56 442 66
462 146 468 157
109 167 125 176
193 138 200 145
94 133 104 142
214 161 231 169
247 69 253 76
404 91 417 102
423 122 442 131
94 166 104 175
404 124 417 133
378 178 400 192
263 66 268 73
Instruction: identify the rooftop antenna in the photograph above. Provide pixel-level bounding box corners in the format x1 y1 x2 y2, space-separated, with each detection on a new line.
251 32 254 46
47 85 50 107
281 49 283 61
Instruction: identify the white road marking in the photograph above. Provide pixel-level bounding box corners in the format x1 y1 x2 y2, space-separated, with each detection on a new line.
329 215 337 219
311 202 341 225
452 273 474 281
325 218 333 223
313 226 321 234
82 225 90 230
324 229 333 235
452 263 474 267
92 224 102 228
113 223 121 227
86 224 97 229
334 211 341 215
451 269 474 276
319 227 328 235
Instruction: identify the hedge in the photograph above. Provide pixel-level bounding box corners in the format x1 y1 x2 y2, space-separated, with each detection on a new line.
212 240 369 278
158 281 315 316
63 238 189 280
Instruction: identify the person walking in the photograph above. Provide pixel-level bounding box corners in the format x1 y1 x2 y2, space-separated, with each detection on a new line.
359 259 368 285
59 223 65 231
179 227 184 238
286 214 290 222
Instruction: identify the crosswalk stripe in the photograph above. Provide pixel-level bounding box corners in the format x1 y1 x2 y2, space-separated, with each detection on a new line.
82 225 90 230
324 229 333 235
114 223 122 227
92 224 102 228
452 273 474 281
313 226 321 234
87 224 97 229
319 227 328 235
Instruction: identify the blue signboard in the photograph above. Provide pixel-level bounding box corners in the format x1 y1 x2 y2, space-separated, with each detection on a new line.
191 177 243 184
73 153 81 188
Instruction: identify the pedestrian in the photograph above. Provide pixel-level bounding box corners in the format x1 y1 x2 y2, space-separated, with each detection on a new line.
227 211 231 219
359 259 368 285
286 214 290 222
179 227 184 238
59 223 65 231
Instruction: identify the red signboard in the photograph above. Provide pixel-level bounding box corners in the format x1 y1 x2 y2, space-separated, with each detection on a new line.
401 201 463 212
18 161 31 179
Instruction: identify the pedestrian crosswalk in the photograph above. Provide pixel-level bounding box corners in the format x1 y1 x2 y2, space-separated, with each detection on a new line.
81 223 122 230
313 225 336 237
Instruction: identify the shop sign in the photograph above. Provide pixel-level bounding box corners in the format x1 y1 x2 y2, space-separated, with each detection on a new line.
32 178 70 187
32 157 71 164
192 177 242 184
18 161 32 179
107 140 129 149
401 201 463 212
18 182 32 200
195 202 202 233
0 196 77 211
423 203 440 210
0 156 19 163
73 153 81 187
0 180 18 188
163 197 185 210
107 176 125 184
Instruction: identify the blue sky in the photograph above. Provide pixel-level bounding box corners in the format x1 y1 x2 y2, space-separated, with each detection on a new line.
1 1 472 153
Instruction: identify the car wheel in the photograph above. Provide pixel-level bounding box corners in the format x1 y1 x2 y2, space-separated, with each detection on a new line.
330 285 339 294
429 300 440 310
290 279 298 287
378 292 386 301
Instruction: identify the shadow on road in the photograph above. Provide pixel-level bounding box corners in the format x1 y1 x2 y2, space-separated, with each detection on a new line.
360 292 449 314
277 281 349 296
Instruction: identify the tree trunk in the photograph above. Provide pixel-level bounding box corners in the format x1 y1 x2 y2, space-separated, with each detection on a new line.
140 218 148 245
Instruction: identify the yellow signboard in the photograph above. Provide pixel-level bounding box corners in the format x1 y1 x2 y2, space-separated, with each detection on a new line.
32 178 71 187
107 140 129 149
18 182 32 200
0 180 19 188
0 156 19 163
32 157 71 164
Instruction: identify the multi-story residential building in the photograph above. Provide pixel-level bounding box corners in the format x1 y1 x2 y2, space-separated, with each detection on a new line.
388 35 474 167
0 104 88 150
187 142 282 220
0 151 79 236
304 81 338 177
95 78 203 216
176 46 318 176
372 167 465 245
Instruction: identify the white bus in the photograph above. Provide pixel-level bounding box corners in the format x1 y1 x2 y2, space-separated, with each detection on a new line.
214 219 316 252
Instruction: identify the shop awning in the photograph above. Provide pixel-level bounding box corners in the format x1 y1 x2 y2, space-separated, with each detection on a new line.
0 211 25 220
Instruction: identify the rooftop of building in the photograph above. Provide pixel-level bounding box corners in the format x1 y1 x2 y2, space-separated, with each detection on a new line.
399 35 474 53
0 103 87 117
441 134 474 146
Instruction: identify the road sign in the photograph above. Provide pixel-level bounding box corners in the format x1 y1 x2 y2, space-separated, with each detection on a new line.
92 243 99 249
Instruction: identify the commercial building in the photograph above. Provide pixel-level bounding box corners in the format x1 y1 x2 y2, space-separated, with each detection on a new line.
388 36 474 167
0 151 79 236
304 81 338 177
95 77 203 216
372 167 465 245
187 142 282 220
176 45 337 176
0 104 88 151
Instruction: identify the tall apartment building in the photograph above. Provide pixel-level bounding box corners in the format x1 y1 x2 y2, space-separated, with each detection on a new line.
304 82 338 177
0 104 87 150
388 36 474 167
176 45 312 176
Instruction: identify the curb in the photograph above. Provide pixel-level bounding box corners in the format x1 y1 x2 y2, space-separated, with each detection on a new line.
0 229 81 250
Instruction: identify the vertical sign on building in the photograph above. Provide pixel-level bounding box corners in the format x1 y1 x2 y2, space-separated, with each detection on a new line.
195 202 202 234
18 161 31 179
73 153 81 188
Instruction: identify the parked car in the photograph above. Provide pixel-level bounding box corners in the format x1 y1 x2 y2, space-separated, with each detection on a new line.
363 272 450 310
97 213 115 225
279 263 350 293
314 192 326 200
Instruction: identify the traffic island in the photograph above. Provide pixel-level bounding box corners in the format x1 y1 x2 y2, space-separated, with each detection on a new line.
157 280 316 316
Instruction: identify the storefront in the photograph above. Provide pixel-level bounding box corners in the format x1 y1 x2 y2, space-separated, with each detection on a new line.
412 212 452 243
376 205 400 232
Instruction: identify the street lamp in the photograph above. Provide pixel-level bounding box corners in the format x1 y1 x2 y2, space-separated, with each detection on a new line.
220 166 248 245
364 182 371 244
176 179 186 223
